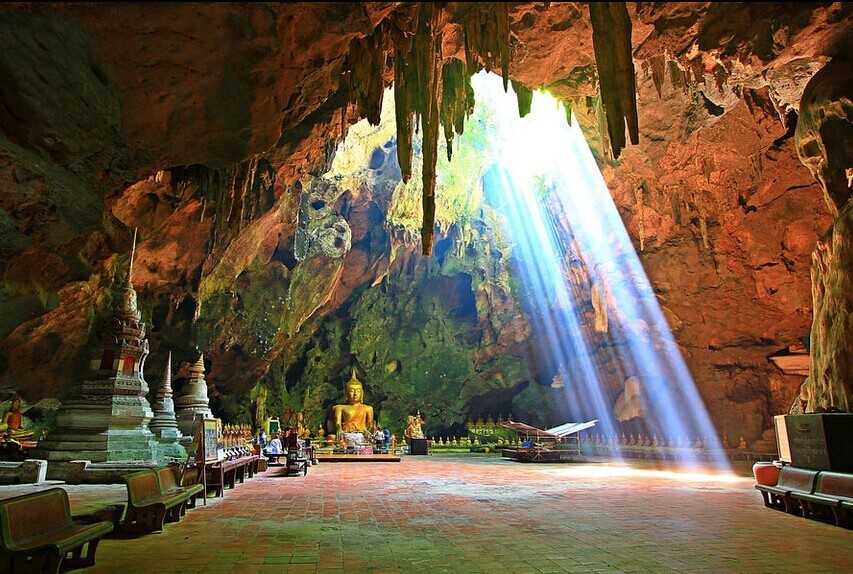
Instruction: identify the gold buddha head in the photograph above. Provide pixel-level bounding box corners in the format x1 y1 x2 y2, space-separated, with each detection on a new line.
344 368 364 405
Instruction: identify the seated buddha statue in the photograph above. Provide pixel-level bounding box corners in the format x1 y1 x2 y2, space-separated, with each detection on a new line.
330 369 373 444
0 397 33 441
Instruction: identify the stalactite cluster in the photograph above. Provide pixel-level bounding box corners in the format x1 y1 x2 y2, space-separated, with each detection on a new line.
342 2 641 254
460 3 511 88
346 30 387 126
588 2 639 159
170 158 276 254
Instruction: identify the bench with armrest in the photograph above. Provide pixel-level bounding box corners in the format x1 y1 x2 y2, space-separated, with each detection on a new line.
755 466 819 514
792 471 853 527
0 487 113 573
123 470 188 534
156 467 204 516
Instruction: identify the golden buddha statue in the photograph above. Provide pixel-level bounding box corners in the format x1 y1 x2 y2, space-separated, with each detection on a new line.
331 368 374 437
404 411 425 439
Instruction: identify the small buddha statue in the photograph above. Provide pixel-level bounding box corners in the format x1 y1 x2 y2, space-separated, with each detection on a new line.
0 397 33 441
330 368 374 441
296 412 307 438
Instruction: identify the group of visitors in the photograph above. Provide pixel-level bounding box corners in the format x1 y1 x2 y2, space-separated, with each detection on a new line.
258 428 306 460
373 425 392 452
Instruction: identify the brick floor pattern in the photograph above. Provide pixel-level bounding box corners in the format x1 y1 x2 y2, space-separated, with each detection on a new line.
72 456 853 574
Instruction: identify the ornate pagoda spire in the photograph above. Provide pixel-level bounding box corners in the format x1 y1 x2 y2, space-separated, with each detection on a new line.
149 351 186 459
33 227 160 472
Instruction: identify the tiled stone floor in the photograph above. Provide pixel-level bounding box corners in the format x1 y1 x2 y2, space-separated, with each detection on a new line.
17 455 853 573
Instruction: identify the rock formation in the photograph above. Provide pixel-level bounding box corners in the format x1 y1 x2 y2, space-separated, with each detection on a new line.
796 58 853 412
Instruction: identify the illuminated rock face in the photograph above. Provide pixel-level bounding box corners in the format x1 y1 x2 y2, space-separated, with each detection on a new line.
294 178 352 261
796 58 853 413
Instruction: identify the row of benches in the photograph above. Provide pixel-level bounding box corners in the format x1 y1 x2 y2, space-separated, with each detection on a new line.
0 465 202 573
204 454 261 498
756 466 853 527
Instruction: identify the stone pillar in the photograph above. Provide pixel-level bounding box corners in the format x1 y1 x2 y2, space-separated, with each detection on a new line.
795 58 853 413
175 353 213 437
33 230 159 465
148 351 187 460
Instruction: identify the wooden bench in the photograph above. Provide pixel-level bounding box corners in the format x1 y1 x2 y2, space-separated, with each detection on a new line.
0 487 113 573
123 470 189 534
755 466 819 514
286 451 309 476
156 467 204 518
206 457 245 497
792 471 853 527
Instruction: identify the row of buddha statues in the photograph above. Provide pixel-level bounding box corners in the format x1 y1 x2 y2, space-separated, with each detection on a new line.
220 424 254 448
430 436 522 447
582 432 752 450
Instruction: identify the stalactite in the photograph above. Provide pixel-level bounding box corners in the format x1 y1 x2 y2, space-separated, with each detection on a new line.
589 2 639 159
512 80 533 118
394 35 415 183
713 63 729 95
667 60 688 94
670 189 682 225
413 4 442 256
595 96 612 161
347 28 386 126
689 58 705 85
440 58 474 162
634 181 646 252
460 3 511 90
649 55 666 98
563 99 573 126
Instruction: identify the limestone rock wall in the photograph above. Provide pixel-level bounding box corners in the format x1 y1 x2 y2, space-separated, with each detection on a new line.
796 58 853 413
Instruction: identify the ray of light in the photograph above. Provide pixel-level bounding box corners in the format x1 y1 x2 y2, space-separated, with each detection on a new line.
473 72 728 469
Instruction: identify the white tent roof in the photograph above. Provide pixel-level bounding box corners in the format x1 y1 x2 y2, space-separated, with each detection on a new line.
499 419 597 438
546 420 598 437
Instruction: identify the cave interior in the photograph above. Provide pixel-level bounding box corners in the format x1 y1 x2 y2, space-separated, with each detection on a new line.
0 2 852 572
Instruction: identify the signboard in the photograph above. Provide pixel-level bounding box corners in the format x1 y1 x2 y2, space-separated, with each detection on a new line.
268 418 281 436
194 417 222 463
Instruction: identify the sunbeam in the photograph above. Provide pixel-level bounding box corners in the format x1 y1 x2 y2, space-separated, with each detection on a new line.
473 72 728 469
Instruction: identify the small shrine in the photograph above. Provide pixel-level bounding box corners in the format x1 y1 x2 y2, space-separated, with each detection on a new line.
32 230 159 468
175 353 213 438
148 351 186 460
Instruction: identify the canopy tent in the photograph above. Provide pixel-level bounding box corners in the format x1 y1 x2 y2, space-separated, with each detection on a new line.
499 419 598 439
499 419 598 460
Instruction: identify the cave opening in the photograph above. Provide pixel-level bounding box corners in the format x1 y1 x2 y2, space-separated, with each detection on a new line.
316 70 732 469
